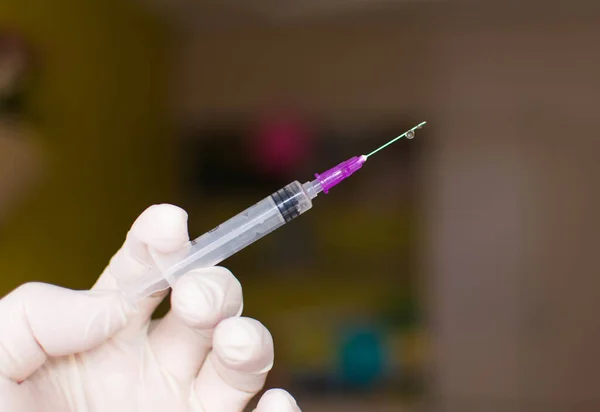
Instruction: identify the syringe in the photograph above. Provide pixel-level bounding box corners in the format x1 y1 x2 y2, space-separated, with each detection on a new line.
122 122 426 299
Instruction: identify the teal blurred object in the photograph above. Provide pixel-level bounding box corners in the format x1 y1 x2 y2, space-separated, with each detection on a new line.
338 325 389 388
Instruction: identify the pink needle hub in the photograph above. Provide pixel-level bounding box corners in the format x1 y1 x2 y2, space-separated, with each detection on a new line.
314 155 367 194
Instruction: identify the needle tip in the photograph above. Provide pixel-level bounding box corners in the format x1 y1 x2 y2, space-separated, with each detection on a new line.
364 121 428 158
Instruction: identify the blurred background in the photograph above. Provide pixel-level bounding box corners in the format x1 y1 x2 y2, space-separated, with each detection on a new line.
1 1 600 411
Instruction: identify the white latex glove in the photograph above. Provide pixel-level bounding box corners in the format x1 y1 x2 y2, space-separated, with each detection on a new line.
0 204 301 412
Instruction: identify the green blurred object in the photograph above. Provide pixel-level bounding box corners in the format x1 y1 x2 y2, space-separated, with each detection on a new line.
382 296 420 331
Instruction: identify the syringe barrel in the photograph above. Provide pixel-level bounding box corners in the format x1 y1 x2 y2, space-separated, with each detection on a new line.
123 181 313 298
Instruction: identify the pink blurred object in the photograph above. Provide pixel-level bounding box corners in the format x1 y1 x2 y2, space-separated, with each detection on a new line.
252 109 312 176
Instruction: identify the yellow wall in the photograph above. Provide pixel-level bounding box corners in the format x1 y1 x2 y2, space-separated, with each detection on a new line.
0 1 172 293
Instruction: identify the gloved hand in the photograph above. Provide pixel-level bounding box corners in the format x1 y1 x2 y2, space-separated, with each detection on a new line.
0 204 301 412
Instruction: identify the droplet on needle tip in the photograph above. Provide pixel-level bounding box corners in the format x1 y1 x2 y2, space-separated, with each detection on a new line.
365 121 426 158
